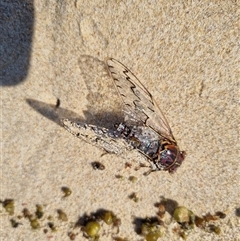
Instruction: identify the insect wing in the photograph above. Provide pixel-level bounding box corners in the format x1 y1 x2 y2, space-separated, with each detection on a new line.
107 58 175 142
62 119 133 155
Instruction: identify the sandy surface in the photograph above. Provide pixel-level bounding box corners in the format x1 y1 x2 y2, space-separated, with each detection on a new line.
1 1 240 240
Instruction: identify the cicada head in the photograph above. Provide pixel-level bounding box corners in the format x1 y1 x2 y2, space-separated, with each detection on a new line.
157 144 186 173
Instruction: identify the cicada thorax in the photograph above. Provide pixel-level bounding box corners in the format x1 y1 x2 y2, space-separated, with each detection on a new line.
115 123 160 155
154 140 186 173
114 122 185 173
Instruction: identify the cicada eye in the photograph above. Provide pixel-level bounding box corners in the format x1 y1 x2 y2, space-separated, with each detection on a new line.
159 145 178 169
165 145 178 156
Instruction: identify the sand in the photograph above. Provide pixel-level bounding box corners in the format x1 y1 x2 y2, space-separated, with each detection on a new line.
1 1 239 240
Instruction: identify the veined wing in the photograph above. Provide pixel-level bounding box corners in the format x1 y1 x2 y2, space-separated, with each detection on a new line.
62 119 134 154
106 58 175 142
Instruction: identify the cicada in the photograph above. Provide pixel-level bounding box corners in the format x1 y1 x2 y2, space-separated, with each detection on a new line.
62 58 186 174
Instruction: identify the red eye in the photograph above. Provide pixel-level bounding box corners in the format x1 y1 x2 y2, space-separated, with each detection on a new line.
166 145 178 156
159 147 176 167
